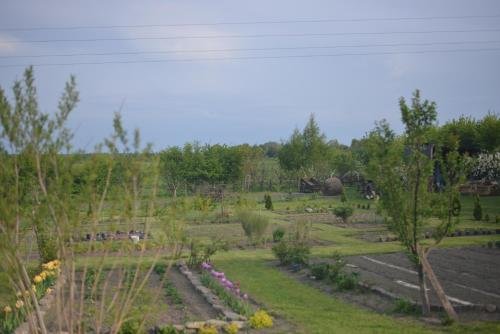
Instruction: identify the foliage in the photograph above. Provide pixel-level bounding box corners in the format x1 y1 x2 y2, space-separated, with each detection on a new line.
335 272 359 291
392 299 420 315
272 227 285 243
163 280 183 305
468 152 500 182
237 210 269 242
473 194 483 221
223 322 239 334
249 310 273 329
198 325 218 334
157 325 183 334
332 206 353 223
264 193 273 210
188 239 228 268
278 114 331 181
340 189 347 202
118 319 144 334
200 272 252 317
272 222 311 266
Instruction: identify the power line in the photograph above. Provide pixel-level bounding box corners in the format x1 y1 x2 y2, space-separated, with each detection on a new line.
1 47 498 68
1 28 499 44
1 39 499 59
1 14 500 31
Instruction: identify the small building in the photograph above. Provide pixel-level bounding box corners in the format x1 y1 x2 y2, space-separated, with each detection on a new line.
300 177 322 193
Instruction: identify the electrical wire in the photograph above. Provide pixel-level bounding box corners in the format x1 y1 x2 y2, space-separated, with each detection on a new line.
1 39 499 59
1 47 499 68
1 14 499 31
1 28 500 44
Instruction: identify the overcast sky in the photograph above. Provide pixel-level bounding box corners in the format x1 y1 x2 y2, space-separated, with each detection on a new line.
1 1 499 151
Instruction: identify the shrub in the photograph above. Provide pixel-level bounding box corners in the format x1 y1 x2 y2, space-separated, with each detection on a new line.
157 325 182 334
223 323 239 334
272 227 285 242
310 263 331 280
238 210 269 242
198 325 218 334
264 194 273 210
119 319 144 334
154 263 167 276
392 298 419 315
188 239 228 268
473 194 482 221
249 310 273 329
326 252 347 281
272 241 310 266
485 214 490 222
340 190 347 203
335 272 359 291
333 206 353 223
367 203 371 210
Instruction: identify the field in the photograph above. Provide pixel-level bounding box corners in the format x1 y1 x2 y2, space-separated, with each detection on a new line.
2 187 499 333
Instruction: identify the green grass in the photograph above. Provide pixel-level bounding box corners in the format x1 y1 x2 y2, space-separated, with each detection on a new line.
216 258 435 334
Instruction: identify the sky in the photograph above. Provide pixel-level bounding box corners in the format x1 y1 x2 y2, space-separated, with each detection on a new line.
0 1 499 151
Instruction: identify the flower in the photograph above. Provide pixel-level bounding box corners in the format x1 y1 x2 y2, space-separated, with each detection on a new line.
32 285 37 293
16 291 22 298
46 288 53 294
3 305 12 313
242 293 248 300
34 275 43 283
24 290 30 297
15 300 24 309
40 271 47 280
201 262 212 270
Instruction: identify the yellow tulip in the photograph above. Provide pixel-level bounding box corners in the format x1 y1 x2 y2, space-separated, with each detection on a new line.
32 285 37 293
34 275 42 283
3 305 12 313
15 300 24 309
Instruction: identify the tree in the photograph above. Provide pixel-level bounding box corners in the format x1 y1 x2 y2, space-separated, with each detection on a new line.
279 114 330 189
376 90 462 320
159 147 185 198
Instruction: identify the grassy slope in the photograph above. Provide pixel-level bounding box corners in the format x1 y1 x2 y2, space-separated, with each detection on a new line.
216 258 436 334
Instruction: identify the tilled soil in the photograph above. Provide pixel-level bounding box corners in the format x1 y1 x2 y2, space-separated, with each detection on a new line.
346 247 500 319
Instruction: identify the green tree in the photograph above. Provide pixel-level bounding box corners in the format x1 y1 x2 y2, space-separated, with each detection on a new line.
159 147 185 198
376 90 462 319
279 114 330 189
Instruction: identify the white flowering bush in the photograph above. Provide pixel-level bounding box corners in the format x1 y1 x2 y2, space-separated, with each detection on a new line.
469 153 500 182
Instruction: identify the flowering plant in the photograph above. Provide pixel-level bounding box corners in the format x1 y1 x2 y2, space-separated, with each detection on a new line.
199 262 252 316
1 259 60 333
468 153 500 182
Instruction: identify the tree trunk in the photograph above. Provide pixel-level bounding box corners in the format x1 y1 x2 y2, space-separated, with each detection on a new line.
417 262 431 316
421 249 458 321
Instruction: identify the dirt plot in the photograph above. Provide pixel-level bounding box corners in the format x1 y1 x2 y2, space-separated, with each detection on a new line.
346 247 500 316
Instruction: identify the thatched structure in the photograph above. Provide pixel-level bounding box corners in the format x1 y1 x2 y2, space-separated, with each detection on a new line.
322 177 343 196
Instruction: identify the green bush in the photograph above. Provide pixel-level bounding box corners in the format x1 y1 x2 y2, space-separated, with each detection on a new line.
272 241 310 266
119 319 144 334
154 263 167 276
272 227 285 242
392 298 419 315
264 194 273 210
473 194 482 221
238 210 269 242
332 206 353 223
335 272 359 291
310 263 331 280
157 325 183 334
